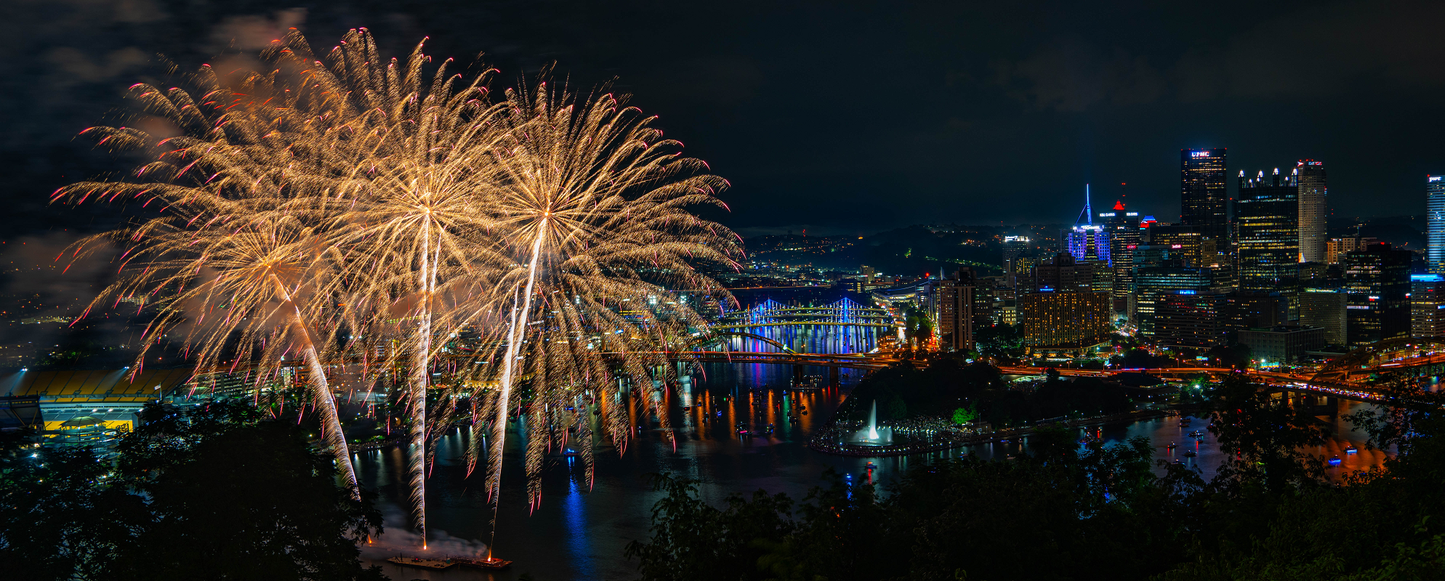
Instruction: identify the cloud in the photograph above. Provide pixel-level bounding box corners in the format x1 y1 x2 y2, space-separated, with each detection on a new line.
113 0 168 24
995 42 1166 111
208 8 308 53
996 0 1445 110
0 233 128 365
43 46 150 84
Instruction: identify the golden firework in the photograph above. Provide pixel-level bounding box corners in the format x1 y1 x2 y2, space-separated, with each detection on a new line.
57 28 742 549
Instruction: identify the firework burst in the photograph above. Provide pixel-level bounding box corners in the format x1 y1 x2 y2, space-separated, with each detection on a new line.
472 80 743 513
58 28 742 549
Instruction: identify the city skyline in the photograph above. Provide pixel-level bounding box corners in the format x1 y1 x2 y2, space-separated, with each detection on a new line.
6 8 1445 579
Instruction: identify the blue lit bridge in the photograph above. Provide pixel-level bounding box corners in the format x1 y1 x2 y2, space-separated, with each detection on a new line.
710 298 897 355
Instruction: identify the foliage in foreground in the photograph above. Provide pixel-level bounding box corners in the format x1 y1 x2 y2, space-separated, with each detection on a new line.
628 375 1445 580
0 401 385 581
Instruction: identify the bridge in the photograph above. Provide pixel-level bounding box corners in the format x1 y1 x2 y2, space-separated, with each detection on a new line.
682 351 899 370
659 327 902 370
714 298 896 330
999 365 1389 403
708 297 897 356
668 299 902 371
998 338 1445 405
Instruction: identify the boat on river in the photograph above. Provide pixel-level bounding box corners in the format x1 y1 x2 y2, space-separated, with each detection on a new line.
790 374 825 391
386 555 455 570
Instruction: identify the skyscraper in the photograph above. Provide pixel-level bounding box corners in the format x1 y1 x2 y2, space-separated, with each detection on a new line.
1019 290 1111 358
1411 274 1445 338
1132 265 1211 338
1154 291 1226 349
1297 160 1327 263
1029 253 1095 293
1099 199 1141 313
1236 168 1300 293
1429 175 1445 274
1344 242 1411 346
1001 236 1030 289
1065 185 1111 265
1145 225 1208 268
934 270 975 352
1064 185 1112 294
1181 148 1228 248
1300 287 1347 345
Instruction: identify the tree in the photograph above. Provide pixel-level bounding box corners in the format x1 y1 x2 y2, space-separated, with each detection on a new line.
625 473 794 581
0 402 385 581
1204 374 1327 494
975 323 1025 361
1204 343 1254 369
0 430 145 580
904 305 934 346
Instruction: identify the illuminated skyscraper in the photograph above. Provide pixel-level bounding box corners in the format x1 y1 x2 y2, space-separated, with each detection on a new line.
1411 274 1445 338
1300 287 1347 345
1429 175 1445 274
1132 265 1211 338
1019 290 1111 358
1064 185 1112 294
1098 199 1141 312
1066 185 1110 265
1002 236 1030 289
1297 160 1327 263
934 270 975 352
1237 168 1300 293
1345 243 1411 346
1181 148 1228 248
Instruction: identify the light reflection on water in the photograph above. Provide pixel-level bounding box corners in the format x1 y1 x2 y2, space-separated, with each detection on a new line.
357 366 1389 580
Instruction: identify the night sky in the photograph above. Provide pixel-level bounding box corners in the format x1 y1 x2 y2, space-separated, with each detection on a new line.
3 0 1444 238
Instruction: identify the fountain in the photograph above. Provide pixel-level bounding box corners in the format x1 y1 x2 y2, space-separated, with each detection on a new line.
848 400 893 446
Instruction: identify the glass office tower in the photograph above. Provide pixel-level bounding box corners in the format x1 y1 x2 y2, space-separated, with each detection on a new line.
1297 160 1327 263
1181 148 1229 250
1429 175 1445 274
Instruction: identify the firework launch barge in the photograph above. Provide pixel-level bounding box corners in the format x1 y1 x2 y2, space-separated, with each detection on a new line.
386 555 456 570
455 556 514 570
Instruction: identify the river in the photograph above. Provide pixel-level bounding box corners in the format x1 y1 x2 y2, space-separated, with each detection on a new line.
356 364 1387 581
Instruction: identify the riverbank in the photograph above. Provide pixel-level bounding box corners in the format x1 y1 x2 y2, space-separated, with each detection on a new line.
808 408 1173 457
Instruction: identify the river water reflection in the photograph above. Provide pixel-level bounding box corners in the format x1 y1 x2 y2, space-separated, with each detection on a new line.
357 365 1388 581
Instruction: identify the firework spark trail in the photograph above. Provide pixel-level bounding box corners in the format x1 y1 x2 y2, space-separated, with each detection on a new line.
283 29 509 541
465 80 744 516
485 216 547 506
57 27 742 550
56 217 361 496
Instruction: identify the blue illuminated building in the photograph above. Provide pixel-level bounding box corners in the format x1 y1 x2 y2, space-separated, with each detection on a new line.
1410 273 1445 338
1066 185 1111 266
1428 176 1445 274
